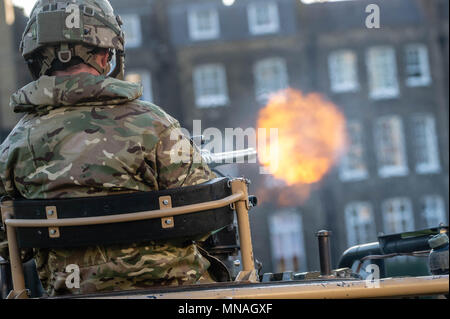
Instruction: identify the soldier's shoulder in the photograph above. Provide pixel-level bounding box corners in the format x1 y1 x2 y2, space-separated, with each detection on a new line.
123 99 181 131
0 118 28 160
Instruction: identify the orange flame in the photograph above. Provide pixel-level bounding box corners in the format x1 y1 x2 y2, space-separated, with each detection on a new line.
257 89 347 206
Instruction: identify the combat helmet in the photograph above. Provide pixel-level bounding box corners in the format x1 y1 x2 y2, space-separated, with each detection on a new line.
20 0 125 80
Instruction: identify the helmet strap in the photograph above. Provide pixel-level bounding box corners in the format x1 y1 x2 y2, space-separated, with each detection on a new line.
38 45 112 77
108 50 125 80
74 45 111 76
38 48 56 78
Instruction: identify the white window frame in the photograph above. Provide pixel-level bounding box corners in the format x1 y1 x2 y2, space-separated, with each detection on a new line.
412 114 440 174
366 46 399 100
382 198 415 234
253 57 289 102
247 2 280 35
121 14 142 49
328 50 359 93
421 195 447 228
345 202 376 247
188 7 220 41
374 116 409 178
125 71 153 103
405 44 431 87
193 64 229 108
269 209 307 273
339 121 368 182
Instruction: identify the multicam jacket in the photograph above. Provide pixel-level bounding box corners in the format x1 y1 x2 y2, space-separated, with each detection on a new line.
0 73 216 296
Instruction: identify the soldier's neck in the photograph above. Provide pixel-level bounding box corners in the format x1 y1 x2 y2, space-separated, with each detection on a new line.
52 63 100 77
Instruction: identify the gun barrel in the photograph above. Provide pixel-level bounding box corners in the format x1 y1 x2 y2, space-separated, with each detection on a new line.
202 148 258 168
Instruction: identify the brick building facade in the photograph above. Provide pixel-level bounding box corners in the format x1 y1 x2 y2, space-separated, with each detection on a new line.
1 0 448 274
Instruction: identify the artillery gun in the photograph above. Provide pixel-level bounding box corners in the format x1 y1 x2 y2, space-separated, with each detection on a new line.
0 146 448 299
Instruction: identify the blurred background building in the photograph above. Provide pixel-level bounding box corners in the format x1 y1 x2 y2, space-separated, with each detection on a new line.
0 0 31 137
1 0 449 275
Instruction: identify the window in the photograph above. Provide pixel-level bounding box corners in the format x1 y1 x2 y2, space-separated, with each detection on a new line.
345 202 376 246
405 44 431 87
339 121 368 182
188 7 220 40
366 47 399 99
248 2 280 35
121 14 142 48
412 115 440 174
328 50 359 93
374 116 408 178
125 71 153 103
253 58 289 101
382 198 414 234
269 210 307 272
193 64 229 108
421 195 447 228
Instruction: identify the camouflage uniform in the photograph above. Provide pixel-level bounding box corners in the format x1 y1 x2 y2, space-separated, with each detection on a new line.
0 73 216 296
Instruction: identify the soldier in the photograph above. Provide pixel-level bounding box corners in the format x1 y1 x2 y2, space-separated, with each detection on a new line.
0 0 217 296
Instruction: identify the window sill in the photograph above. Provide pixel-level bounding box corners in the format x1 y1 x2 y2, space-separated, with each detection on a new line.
378 167 409 179
339 171 369 182
189 33 220 42
415 166 441 175
369 89 400 100
249 26 280 36
370 94 400 101
331 86 360 94
406 78 431 87
256 91 285 103
196 96 229 109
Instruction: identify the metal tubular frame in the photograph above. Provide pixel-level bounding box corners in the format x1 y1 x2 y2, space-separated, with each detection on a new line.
85 275 449 299
1 178 258 299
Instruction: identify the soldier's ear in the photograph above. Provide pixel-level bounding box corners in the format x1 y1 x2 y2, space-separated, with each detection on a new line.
96 50 110 69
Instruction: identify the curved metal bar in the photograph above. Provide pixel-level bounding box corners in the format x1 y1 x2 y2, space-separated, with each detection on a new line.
71 275 449 300
5 192 245 228
2 179 256 298
338 242 382 268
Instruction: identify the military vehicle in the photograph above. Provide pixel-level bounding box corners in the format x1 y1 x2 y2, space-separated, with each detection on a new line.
0 146 448 299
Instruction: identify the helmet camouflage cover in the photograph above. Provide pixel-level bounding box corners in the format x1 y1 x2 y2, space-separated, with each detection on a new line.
20 0 125 79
